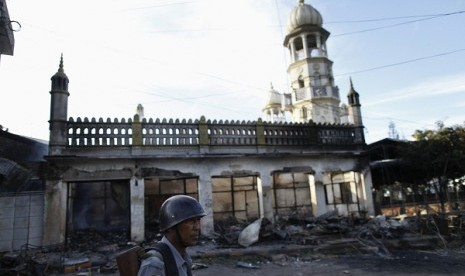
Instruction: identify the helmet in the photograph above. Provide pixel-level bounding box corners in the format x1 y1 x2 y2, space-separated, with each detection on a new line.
159 195 206 232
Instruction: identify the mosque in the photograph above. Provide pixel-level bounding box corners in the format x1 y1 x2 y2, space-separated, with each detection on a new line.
0 1 375 250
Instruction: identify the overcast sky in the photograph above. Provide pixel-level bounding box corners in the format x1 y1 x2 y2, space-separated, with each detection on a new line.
1 0 465 144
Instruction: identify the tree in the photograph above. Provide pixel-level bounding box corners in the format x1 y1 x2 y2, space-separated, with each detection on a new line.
399 121 465 214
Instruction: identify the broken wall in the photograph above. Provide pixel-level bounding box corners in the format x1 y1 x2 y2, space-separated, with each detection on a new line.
144 177 199 225
68 181 130 233
272 172 312 219
211 176 259 222
323 171 364 216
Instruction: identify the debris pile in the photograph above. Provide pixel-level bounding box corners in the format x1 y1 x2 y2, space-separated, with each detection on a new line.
209 211 454 257
1 212 464 275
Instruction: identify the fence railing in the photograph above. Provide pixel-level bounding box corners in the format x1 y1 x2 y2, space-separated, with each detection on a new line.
65 116 364 148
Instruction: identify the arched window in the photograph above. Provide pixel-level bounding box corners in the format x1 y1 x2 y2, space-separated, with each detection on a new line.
302 107 308 121
298 76 305 88
306 35 317 49
294 37 304 60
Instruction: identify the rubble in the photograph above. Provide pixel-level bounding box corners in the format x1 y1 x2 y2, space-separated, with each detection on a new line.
1 213 464 275
238 218 263 247
236 261 260 269
63 258 91 274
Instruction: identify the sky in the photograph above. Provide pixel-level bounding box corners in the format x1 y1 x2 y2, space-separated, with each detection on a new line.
1 0 465 144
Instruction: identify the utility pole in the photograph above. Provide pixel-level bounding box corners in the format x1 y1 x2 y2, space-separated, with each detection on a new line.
388 121 400 140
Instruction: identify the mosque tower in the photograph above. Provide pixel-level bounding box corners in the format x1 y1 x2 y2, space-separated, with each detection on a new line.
264 0 359 125
49 54 70 155
284 0 341 124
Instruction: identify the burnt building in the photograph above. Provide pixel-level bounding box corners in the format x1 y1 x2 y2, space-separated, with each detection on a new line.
41 1 374 247
0 130 47 251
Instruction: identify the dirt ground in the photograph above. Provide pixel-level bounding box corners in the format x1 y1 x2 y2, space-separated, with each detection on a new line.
68 248 465 276
7 214 465 276
191 250 465 276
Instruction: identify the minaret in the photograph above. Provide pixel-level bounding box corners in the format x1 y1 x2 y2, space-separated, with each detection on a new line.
262 83 285 123
136 104 145 120
284 0 341 124
49 54 70 155
347 78 362 127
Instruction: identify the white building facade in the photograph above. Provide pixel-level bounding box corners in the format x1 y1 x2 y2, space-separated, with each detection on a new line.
42 1 374 246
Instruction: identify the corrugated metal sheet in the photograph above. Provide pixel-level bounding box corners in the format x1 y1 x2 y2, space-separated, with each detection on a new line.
0 192 44 251
0 158 34 192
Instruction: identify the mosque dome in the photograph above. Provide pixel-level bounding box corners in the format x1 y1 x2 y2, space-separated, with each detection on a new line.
286 0 323 33
264 84 282 108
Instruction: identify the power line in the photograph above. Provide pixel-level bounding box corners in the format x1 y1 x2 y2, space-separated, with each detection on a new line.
133 85 261 117
362 114 436 127
333 15 440 37
16 6 465 111
120 1 199 11
326 11 465 24
274 0 290 90
332 10 465 37
143 11 464 35
336 48 465 76
131 9 465 35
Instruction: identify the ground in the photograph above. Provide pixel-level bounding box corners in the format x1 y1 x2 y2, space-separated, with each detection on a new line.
54 248 465 276
191 249 465 276
4 236 462 276
5 214 465 275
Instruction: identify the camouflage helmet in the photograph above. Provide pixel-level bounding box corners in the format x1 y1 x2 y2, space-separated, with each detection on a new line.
159 195 206 232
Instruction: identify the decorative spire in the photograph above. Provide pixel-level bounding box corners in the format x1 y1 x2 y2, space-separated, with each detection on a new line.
53 53 67 78
347 77 360 106
299 0 305 4
58 53 64 73
348 77 358 95
51 53 69 91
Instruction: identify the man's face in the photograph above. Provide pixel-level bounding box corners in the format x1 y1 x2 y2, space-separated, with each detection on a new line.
177 217 202 246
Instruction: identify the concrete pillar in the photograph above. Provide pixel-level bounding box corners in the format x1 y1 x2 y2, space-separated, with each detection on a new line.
290 39 296 63
132 115 142 146
256 118 265 146
43 180 67 246
315 33 322 57
258 173 274 223
361 168 375 217
309 173 327 216
301 34 308 59
197 169 214 237
130 177 145 242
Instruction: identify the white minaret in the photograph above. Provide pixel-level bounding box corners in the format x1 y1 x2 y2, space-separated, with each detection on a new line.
284 0 341 124
262 83 286 123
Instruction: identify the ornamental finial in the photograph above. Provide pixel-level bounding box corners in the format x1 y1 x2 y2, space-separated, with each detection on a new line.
58 53 64 73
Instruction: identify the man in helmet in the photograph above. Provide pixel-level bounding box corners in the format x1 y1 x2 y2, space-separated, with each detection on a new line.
138 195 206 276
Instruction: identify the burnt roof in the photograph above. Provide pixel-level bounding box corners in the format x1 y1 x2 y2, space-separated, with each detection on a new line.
0 129 48 163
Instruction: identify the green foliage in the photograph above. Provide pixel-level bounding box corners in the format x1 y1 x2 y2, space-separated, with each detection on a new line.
398 121 465 212
408 121 465 180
